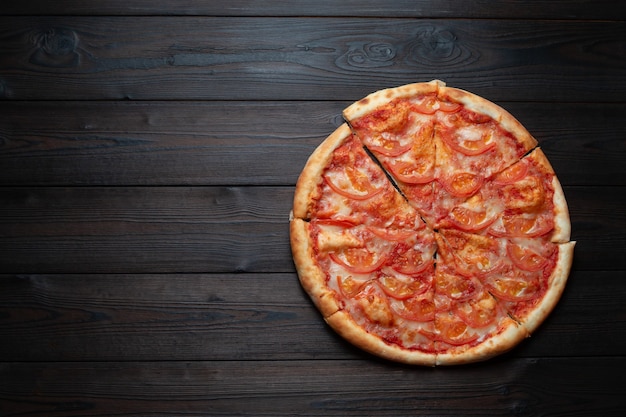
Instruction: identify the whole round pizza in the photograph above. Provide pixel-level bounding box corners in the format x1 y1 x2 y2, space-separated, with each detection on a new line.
290 80 575 365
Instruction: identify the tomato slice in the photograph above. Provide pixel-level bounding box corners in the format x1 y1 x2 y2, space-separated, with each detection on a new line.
315 218 357 229
447 206 496 232
433 313 479 346
366 139 413 157
390 244 434 275
435 271 477 301
324 166 383 200
368 226 415 242
455 294 498 328
461 110 492 124
487 275 540 302
440 126 496 156
378 275 432 300
440 173 483 197
387 160 434 184
411 95 438 115
489 215 554 238
501 176 546 213
329 247 389 274
455 248 504 278
458 256 504 279
507 242 551 272
392 257 434 276
378 276 413 300
437 230 504 278
493 161 529 185
336 276 366 298
395 295 436 322
437 100 462 113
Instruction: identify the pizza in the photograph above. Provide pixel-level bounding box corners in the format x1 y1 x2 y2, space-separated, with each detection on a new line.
290 80 575 366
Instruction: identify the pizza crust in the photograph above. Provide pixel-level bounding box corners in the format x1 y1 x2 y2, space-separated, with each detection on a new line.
527 148 571 243
343 79 443 122
551 178 571 243
519 241 576 334
325 309 438 366
292 123 353 220
435 317 529 366
438 84 538 153
289 218 341 318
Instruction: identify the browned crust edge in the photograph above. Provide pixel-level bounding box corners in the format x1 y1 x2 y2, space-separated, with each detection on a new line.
435 317 530 366
342 79 444 122
292 123 353 220
526 148 572 243
325 310 438 366
438 84 538 153
520 241 576 335
289 218 341 318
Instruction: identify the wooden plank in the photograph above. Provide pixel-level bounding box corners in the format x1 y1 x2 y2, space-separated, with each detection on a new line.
0 101 346 186
1 358 624 416
1 17 624 101
515 102 626 187
1 0 624 20
0 186 294 274
515 269 626 358
567 186 626 271
0 186 623 274
0 269 623 362
1 101 624 187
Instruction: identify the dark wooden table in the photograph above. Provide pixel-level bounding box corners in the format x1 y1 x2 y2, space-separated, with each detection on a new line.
1 2 625 415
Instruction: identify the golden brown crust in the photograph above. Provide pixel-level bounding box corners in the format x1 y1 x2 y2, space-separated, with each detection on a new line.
520 241 576 334
289 218 340 318
435 317 529 366
526 148 571 243
551 178 571 243
292 123 353 220
438 84 538 153
342 80 443 122
325 310 437 366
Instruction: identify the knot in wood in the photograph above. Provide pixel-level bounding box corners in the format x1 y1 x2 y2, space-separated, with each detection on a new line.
38 28 78 56
30 27 80 68
408 26 463 66
345 41 396 68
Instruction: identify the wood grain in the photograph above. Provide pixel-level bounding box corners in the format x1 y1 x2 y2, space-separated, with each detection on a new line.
0 269 623 362
2 0 625 19
1 358 623 416
0 186 622 273
0 101 623 187
0 186 293 273
0 101 346 186
1 17 624 101
1 3 625 416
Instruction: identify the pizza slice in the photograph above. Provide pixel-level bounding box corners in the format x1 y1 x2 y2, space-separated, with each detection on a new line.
291 123 441 365
431 265 529 365
433 147 570 246
291 211 440 365
485 147 571 243
292 123 422 230
436 228 575 339
434 83 537 181
342 80 442 219
481 237 576 335
431 86 538 225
